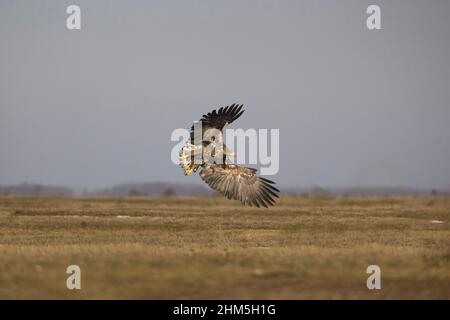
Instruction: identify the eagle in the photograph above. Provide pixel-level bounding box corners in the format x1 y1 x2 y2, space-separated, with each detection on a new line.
179 104 279 207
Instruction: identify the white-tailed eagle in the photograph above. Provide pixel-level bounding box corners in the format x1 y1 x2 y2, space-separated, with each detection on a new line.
179 104 279 207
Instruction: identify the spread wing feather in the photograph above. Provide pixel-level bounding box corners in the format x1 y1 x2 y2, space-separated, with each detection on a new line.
199 164 279 207
190 104 244 140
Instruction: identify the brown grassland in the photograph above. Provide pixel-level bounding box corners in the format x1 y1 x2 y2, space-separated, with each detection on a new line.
0 195 448 299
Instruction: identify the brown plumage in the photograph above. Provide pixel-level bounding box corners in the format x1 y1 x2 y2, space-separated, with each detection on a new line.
179 104 279 207
199 164 279 208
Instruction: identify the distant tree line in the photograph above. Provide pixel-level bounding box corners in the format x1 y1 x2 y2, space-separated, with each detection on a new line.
90 182 212 197
0 183 73 196
0 183 448 197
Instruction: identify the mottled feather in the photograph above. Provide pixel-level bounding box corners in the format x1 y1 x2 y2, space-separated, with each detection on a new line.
199 164 279 208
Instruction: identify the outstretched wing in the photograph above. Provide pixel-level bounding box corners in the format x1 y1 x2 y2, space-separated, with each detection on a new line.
199 164 279 208
190 104 244 140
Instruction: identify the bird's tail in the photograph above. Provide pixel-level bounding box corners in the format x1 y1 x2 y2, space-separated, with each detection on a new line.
179 143 201 175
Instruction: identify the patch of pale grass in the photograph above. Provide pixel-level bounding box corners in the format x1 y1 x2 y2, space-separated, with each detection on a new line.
0 195 448 299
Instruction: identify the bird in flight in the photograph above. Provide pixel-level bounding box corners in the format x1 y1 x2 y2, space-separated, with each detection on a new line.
179 104 279 207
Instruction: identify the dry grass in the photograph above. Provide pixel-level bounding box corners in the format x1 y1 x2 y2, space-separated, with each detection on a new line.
0 195 449 299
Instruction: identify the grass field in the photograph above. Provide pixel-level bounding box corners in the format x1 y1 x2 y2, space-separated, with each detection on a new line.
0 195 448 299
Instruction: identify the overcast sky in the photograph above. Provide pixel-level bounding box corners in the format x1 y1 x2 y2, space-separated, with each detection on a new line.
1 0 450 190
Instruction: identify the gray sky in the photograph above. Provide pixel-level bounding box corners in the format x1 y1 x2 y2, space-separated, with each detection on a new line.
1 0 450 190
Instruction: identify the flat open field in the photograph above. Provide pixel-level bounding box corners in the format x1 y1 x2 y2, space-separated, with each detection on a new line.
0 195 448 299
